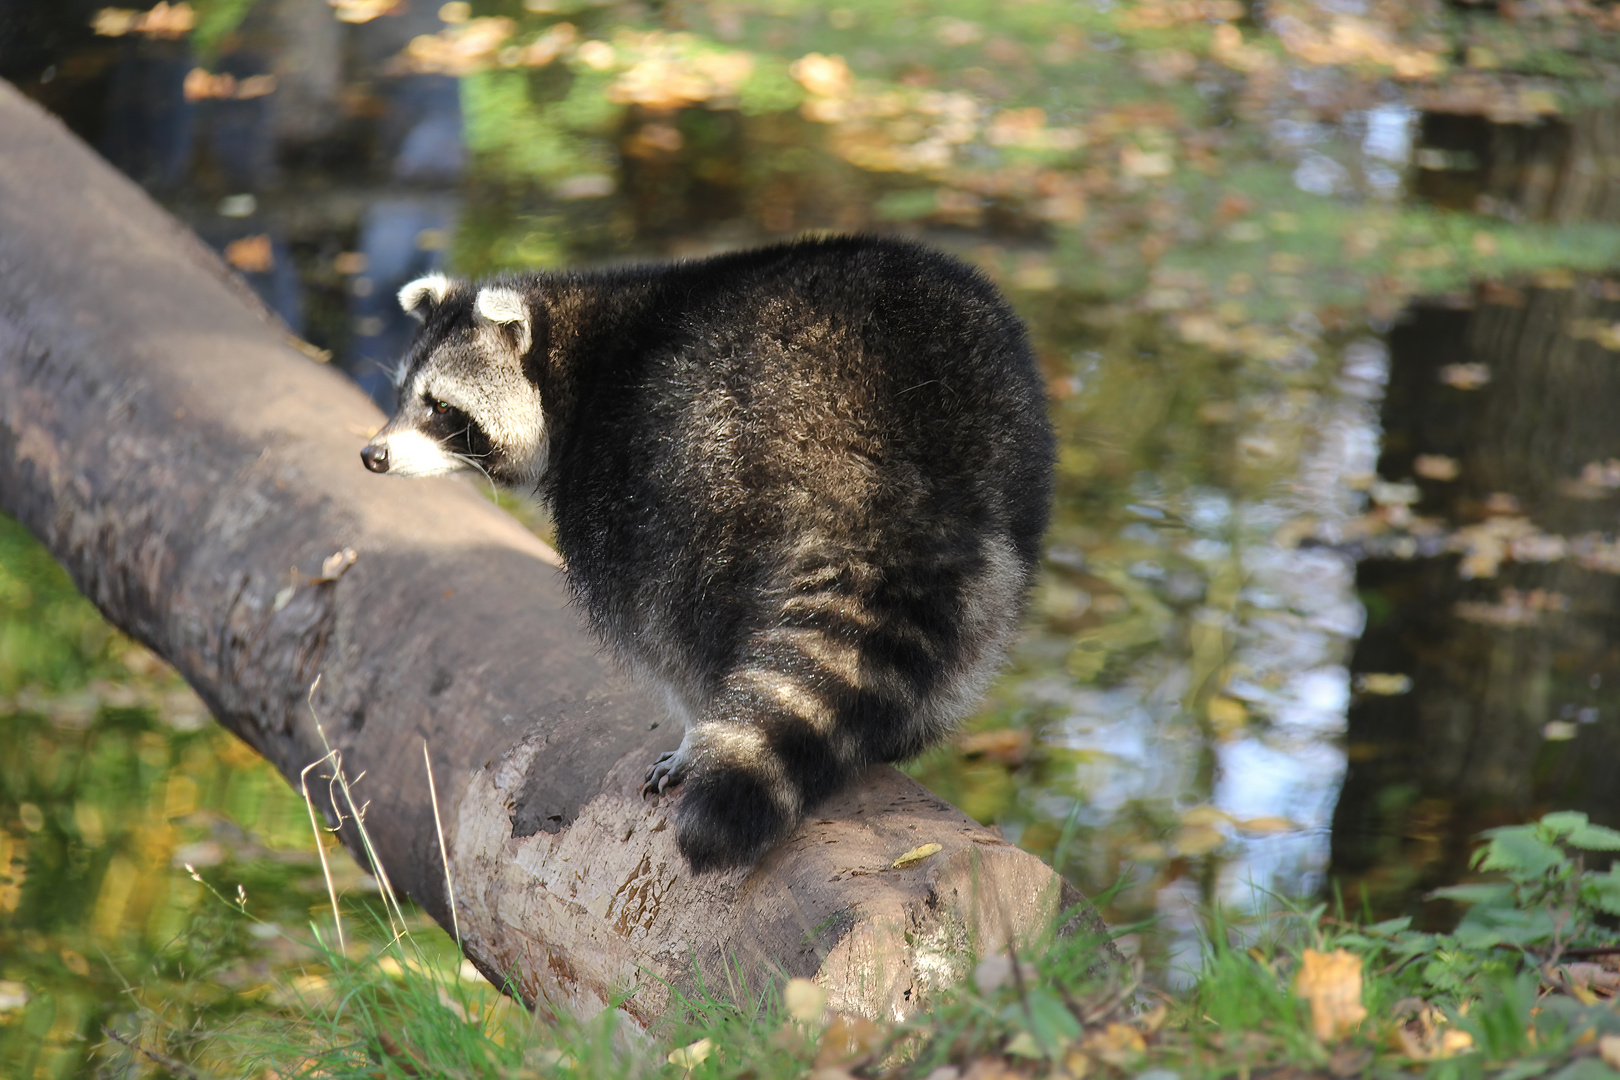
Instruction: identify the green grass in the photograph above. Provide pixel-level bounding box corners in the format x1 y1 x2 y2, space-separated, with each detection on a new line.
79 810 1618 1079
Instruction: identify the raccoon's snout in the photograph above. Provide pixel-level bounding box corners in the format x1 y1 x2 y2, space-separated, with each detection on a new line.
360 443 390 474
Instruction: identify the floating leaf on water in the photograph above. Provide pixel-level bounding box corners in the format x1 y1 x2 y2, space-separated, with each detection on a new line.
94 1 194 38
1544 720 1579 741
1173 823 1225 856
1180 805 1230 828
1413 454 1459 480
1354 673 1411 695
1236 815 1300 835
1438 362 1491 389
1206 694 1248 736
1124 840 1168 862
1369 479 1421 507
224 234 274 272
892 842 942 869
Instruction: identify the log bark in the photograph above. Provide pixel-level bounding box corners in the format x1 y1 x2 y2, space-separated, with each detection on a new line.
0 81 1108 1025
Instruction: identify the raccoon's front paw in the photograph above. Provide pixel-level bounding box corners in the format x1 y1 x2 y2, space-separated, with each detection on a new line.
640 747 688 799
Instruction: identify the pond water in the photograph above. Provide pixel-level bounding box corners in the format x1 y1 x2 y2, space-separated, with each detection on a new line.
5 0 1620 1069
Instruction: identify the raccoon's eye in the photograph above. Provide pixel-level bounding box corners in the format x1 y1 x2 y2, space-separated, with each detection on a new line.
433 400 452 415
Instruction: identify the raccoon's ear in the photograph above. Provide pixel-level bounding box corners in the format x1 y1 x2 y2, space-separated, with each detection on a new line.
398 273 453 321
474 286 533 355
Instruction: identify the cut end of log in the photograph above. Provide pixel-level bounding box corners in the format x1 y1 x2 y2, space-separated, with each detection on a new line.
450 747 1110 1026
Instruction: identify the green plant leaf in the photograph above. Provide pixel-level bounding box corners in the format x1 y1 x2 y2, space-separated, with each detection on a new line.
1429 883 1516 907
1331 933 1383 950
1453 972 1540 1061
1564 823 1620 851
1475 827 1567 879
1024 987 1083 1051
1454 905 1556 949
1548 1059 1620 1080
1498 1058 1564 1080
1422 951 1483 994
1539 811 1591 836
1393 932 1443 959
1579 868 1620 916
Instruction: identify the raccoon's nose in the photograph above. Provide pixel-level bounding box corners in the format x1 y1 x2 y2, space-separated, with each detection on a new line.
360 443 390 474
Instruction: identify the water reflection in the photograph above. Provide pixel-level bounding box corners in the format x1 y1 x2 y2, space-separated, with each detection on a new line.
957 322 1382 978
1332 278 1620 923
347 195 458 406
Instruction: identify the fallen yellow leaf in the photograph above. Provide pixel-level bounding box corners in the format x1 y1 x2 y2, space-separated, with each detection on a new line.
224 234 274 273
958 728 1031 764
784 977 826 1023
1179 805 1231 828
815 1014 884 1067
1082 1022 1145 1064
1206 694 1248 737
1236 816 1300 835
1005 1030 1043 1057
1173 823 1225 856
1392 1003 1475 1060
892 843 942 869
1294 949 1367 1042
667 1037 712 1068
1441 1029 1475 1055
1600 1034 1620 1069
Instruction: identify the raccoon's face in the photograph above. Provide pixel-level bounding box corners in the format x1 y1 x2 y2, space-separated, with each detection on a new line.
360 274 548 490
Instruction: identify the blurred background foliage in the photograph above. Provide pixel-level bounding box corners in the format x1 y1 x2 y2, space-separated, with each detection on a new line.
5 0 1620 1069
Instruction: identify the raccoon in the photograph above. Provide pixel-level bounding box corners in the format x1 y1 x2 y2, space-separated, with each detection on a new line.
361 236 1054 872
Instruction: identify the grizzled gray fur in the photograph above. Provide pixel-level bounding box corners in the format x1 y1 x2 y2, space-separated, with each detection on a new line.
361 236 1054 872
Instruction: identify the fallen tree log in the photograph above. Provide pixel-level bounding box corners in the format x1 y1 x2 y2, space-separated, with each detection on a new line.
0 81 1110 1025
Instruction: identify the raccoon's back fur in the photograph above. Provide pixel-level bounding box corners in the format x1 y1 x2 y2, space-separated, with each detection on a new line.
365 236 1054 872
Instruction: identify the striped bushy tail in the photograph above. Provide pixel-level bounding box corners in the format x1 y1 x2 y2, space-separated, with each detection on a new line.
670 633 889 872
664 535 1031 872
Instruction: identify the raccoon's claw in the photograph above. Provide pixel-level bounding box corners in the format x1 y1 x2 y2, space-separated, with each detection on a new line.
641 750 686 799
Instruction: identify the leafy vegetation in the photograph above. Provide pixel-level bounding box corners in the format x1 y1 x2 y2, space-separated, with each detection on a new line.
65 810 1620 1078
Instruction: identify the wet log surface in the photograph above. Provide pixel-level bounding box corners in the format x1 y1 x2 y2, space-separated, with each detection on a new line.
0 81 1107 1024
